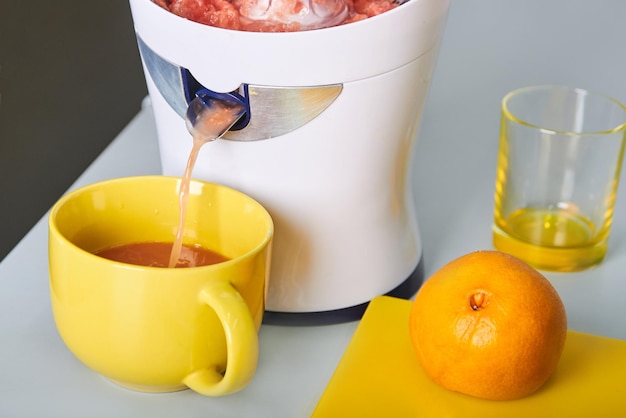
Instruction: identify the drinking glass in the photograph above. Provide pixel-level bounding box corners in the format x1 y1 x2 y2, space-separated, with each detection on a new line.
493 85 626 271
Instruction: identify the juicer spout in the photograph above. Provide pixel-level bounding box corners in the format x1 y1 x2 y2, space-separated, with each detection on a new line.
185 89 247 143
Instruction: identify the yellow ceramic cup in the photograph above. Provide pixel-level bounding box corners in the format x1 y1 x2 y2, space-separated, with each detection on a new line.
48 176 273 396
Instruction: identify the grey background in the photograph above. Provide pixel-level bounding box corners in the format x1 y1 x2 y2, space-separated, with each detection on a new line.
0 2 147 260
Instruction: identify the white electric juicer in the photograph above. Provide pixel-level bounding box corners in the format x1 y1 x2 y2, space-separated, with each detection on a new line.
129 0 450 324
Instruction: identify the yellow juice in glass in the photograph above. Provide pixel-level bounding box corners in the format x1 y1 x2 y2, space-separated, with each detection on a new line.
493 205 609 272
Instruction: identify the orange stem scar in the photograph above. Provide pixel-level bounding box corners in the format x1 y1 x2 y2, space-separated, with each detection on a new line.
470 292 486 311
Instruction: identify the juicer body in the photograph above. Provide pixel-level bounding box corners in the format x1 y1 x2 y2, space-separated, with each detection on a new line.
129 0 449 323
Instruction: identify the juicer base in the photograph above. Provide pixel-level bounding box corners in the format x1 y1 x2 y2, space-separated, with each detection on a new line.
262 255 424 326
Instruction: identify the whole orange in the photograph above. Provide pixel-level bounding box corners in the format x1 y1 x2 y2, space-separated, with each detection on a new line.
408 250 567 401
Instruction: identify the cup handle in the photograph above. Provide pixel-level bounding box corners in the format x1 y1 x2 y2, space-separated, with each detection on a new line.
183 280 259 396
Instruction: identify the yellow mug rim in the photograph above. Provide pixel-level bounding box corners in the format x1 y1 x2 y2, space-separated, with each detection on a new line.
48 175 274 272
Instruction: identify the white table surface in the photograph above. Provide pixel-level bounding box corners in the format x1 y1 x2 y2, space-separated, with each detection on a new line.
2 1 626 417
